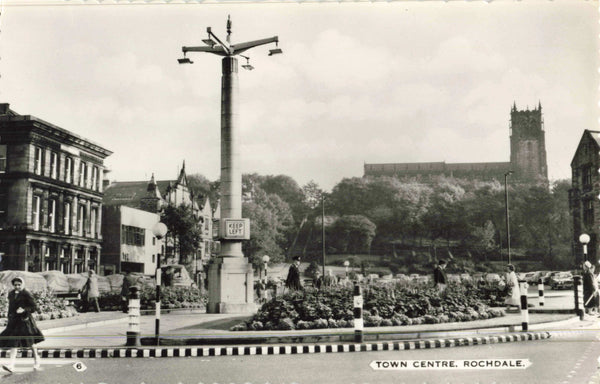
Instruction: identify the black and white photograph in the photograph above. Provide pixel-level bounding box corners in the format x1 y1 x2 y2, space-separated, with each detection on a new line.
0 0 595 383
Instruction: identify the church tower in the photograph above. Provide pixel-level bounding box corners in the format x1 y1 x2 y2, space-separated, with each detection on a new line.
509 102 548 183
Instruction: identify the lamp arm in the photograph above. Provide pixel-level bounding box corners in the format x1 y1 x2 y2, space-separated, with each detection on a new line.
183 45 229 56
208 30 231 54
230 36 279 55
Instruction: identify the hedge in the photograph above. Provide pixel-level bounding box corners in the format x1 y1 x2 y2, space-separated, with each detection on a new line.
97 286 207 311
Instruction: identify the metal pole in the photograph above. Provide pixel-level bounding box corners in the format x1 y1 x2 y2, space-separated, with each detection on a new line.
322 194 325 277
155 250 162 345
504 173 511 265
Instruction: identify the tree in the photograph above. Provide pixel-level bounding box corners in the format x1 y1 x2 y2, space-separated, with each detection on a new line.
160 203 203 265
242 188 295 269
329 215 377 254
187 173 220 206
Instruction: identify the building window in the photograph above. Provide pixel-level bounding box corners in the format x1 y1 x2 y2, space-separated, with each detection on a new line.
584 200 595 227
77 204 86 235
79 162 88 188
152 254 155 263
48 199 56 233
34 147 43 175
65 157 73 184
90 208 97 238
64 202 71 235
583 166 593 187
32 195 41 231
121 225 145 246
0 145 6 173
49 152 58 179
91 166 99 191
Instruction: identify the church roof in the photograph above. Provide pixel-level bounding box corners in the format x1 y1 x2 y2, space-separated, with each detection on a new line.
365 161 511 173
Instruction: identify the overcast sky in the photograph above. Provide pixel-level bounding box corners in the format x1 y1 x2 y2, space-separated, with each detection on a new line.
0 0 596 191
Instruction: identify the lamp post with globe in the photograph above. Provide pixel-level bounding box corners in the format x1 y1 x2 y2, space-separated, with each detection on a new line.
152 222 168 345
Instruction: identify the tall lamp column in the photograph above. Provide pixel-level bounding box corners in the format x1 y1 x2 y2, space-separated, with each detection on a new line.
580 233 591 265
504 171 513 265
153 222 168 346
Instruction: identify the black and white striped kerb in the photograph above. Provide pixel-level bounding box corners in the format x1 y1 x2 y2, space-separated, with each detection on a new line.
537 278 544 306
519 280 529 331
0 332 551 359
353 283 363 343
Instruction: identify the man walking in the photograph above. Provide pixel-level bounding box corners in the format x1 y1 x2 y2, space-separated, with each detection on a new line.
433 259 448 292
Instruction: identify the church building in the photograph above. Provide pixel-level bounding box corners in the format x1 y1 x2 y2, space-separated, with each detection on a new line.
363 103 549 185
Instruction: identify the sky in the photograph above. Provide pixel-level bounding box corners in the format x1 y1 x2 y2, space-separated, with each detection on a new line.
0 0 596 191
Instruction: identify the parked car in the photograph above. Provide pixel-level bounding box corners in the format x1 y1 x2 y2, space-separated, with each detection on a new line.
549 271 574 290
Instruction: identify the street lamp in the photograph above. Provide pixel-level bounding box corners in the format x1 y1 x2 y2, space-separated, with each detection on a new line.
262 255 270 283
152 221 168 346
504 171 513 265
179 16 282 313
344 260 350 279
580 233 591 264
322 193 326 277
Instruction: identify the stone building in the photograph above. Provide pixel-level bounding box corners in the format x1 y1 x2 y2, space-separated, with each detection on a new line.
569 130 600 265
102 164 216 274
0 104 112 273
363 103 548 185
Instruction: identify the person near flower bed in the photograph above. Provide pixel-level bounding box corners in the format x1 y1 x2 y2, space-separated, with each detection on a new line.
323 270 338 288
433 259 448 292
285 256 303 291
81 270 100 313
504 264 520 310
121 271 143 313
0 277 44 372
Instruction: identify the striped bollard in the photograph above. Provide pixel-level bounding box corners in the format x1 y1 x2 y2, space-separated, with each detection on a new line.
574 275 584 320
519 280 529 331
538 278 545 307
126 286 141 347
353 283 363 343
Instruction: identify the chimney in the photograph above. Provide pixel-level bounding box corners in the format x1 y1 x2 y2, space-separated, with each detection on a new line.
0 104 10 115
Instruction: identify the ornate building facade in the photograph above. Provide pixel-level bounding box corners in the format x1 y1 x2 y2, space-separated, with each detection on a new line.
569 130 600 265
0 104 112 273
363 103 548 185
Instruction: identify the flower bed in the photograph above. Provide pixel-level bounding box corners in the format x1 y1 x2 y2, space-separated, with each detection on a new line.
0 289 79 326
231 283 505 331
97 286 207 311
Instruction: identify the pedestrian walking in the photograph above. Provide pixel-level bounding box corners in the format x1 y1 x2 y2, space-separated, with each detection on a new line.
583 261 599 314
323 269 338 288
0 277 44 372
285 256 303 291
82 270 100 313
121 270 143 313
504 264 521 310
433 259 448 292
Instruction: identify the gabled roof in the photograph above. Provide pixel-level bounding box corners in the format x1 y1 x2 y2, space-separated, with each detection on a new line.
103 181 151 208
570 130 600 166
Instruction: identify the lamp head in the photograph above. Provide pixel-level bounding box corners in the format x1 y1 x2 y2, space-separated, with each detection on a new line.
268 48 283 56
580 233 591 245
153 222 168 240
178 58 194 65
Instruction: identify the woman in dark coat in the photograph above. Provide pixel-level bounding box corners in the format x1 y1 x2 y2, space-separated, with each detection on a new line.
0 277 44 372
285 257 303 291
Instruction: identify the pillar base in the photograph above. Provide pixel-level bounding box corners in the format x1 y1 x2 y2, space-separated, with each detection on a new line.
126 331 141 347
207 257 257 314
